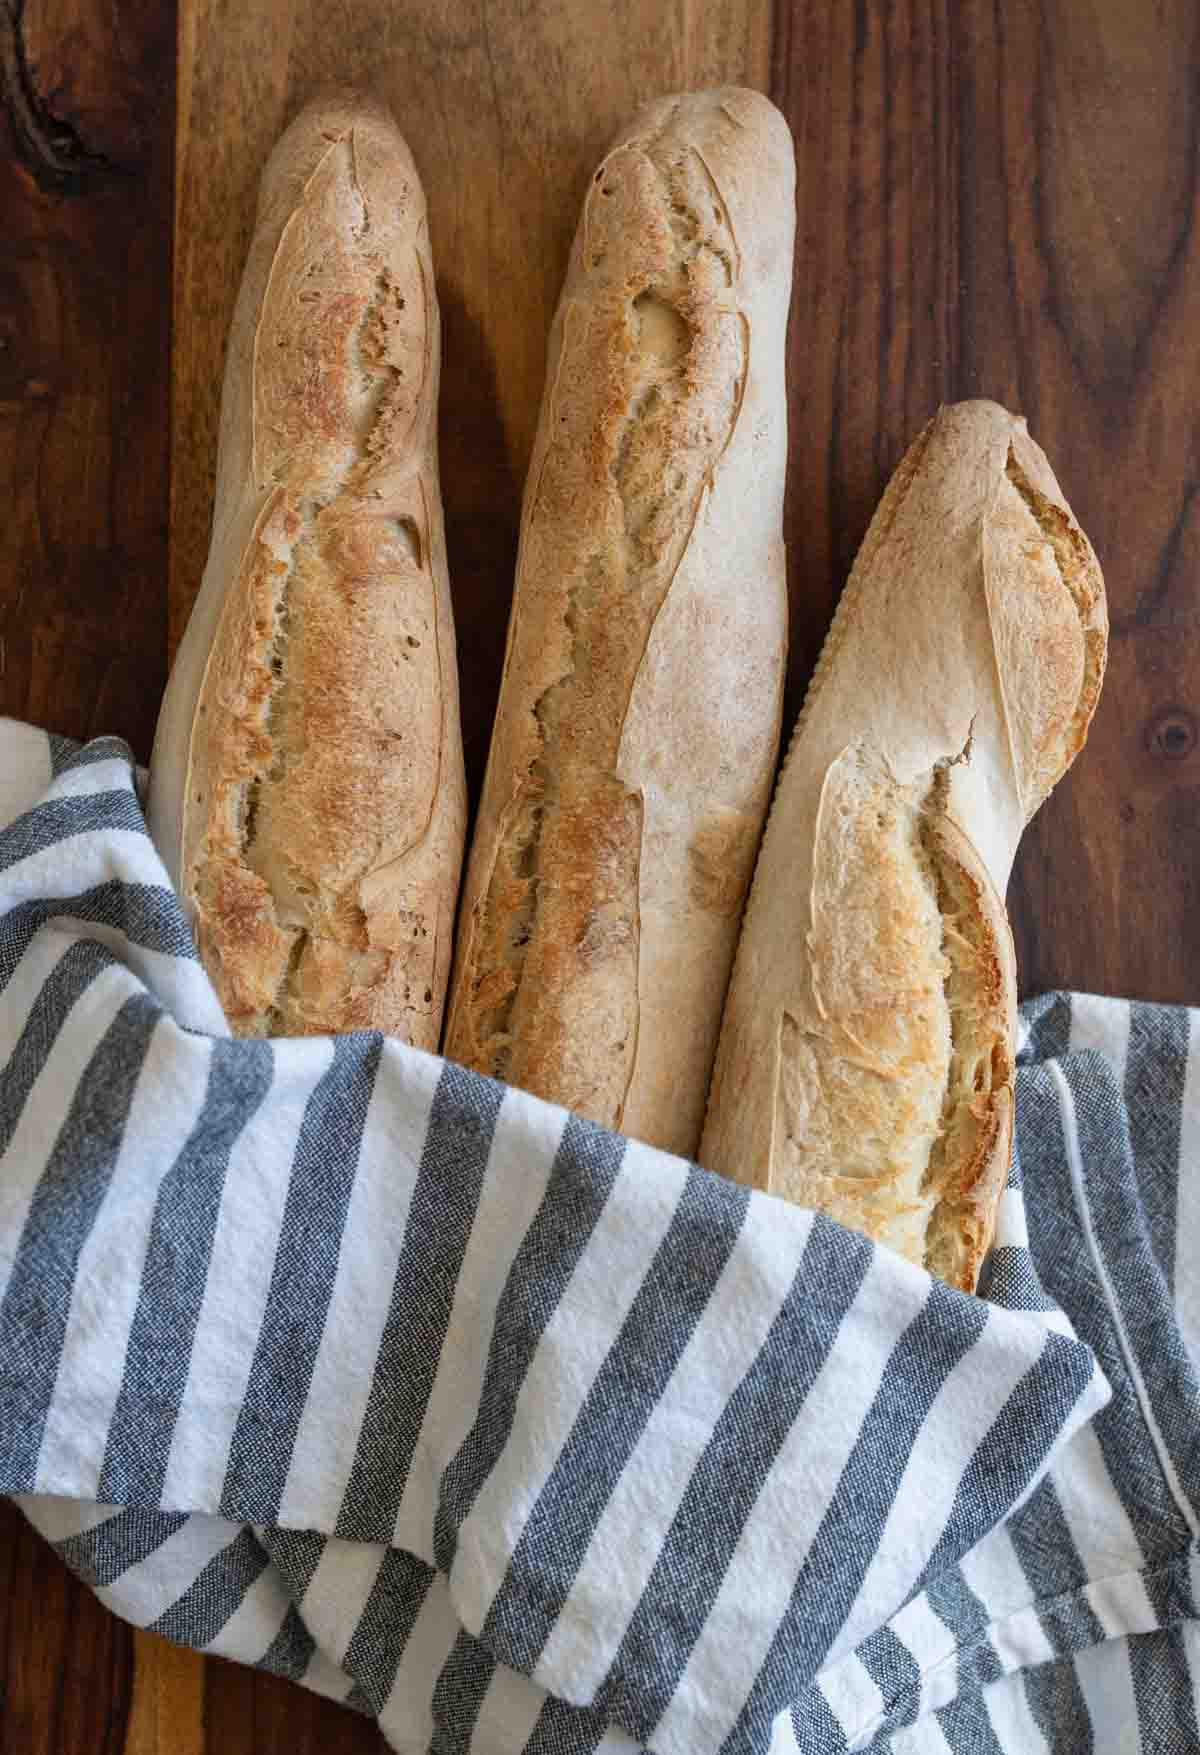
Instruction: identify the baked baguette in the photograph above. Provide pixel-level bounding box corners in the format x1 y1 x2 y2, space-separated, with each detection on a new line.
149 94 466 1045
700 402 1107 1289
442 87 794 1158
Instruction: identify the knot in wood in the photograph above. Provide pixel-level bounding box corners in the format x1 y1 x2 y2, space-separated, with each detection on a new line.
1146 708 1197 763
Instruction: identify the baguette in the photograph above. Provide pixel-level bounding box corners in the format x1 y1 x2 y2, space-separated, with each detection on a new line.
700 403 1107 1289
149 94 466 1045
442 88 795 1158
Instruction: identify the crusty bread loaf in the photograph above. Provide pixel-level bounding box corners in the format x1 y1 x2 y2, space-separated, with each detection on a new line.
149 95 466 1045
700 402 1107 1290
442 87 795 1158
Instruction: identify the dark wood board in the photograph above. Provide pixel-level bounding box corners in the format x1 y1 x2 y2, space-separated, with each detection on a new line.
2 0 1199 1748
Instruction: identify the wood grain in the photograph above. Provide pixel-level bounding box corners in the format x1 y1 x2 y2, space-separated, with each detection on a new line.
0 0 174 761
5 0 1200 1750
123 1634 205 1755
0 1500 132 1753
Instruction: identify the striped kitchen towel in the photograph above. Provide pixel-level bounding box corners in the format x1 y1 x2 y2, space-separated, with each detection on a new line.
0 721 1194 1754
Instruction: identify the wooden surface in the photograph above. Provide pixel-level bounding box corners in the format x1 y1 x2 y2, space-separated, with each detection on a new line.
2 0 1199 1748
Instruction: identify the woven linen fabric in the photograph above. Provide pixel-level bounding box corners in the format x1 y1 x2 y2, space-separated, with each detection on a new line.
0 723 1190 1754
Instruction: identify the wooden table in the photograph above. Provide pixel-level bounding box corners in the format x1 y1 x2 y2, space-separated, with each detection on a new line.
2 0 1196 1748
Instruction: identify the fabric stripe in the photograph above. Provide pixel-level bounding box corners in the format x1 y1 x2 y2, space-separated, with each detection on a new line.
1140 1550 1197 1633
56 1508 189 1588
377 1571 465 1750
982 1672 1051 1755
1052 1059 1200 1541
457 1136 690 1645
811 1657 879 1750
855 1629 918 1728
205 1557 295 1662
1067 993 1131 1072
1124 1003 1188 1290
46 730 76 773
1022 1660 1094 1755
481 1161 749 1674
291 1537 387 1675
471 1661 550 1755
96 1037 274 1505
0 789 145 874
434 1111 626 1574
159 1037 329 1510
1018 1066 1192 1557
595 1728 641 1755
393 1079 566 1564
46 733 126 777
1021 992 1075 1063
987 1608 1057 1681
0 938 114 1163
343 1545 439 1713
36 1024 212 1495
536 1196 816 1706
992 1186 1031 1252
744 1279 986 1717
888 1594 958 1724
923 1567 993 1687
909 1338 1106 1602
0 990 159 1492
0 917 75 1076
41 914 221 1033
1084 1569 1158 1642
296 1644 359 1707
1178 1625 1200 1749
766 1708 801 1755
1174 1022 1200 1378
221 1034 380 1522
277 1041 444 1532
149 1527 269 1647
0 886 197 985
981 1246 1059 1314
1014 1474 1101 1618
790 1693 848 1755
642 1227 894 1753
1128 1626 1200 1753
923 1688 1007 1755
1049 1422 1144 1590
259 1527 328 1605
430 1628 498 1755
958 1523 1050 1640
43 755 134 805
258 1604 316 1684
93 1513 246 1625
337 1061 505 1544
521 1695 611 1755
1073 1637 1140 1755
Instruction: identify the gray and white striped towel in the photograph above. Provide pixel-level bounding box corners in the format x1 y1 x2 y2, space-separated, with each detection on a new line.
0 718 1196 1754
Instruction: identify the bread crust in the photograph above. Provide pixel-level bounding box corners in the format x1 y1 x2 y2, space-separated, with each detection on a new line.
700 402 1107 1290
149 94 466 1044
442 88 795 1157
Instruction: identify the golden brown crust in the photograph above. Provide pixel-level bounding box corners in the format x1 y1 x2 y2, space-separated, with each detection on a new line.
149 95 466 1044
700 401 1107 1291
442 87 795 1157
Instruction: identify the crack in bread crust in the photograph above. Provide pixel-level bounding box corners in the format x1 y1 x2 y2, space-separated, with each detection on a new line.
178 113 463 1045
457 109 748 1101
1002 447 1108 816
765 745 1012 1290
